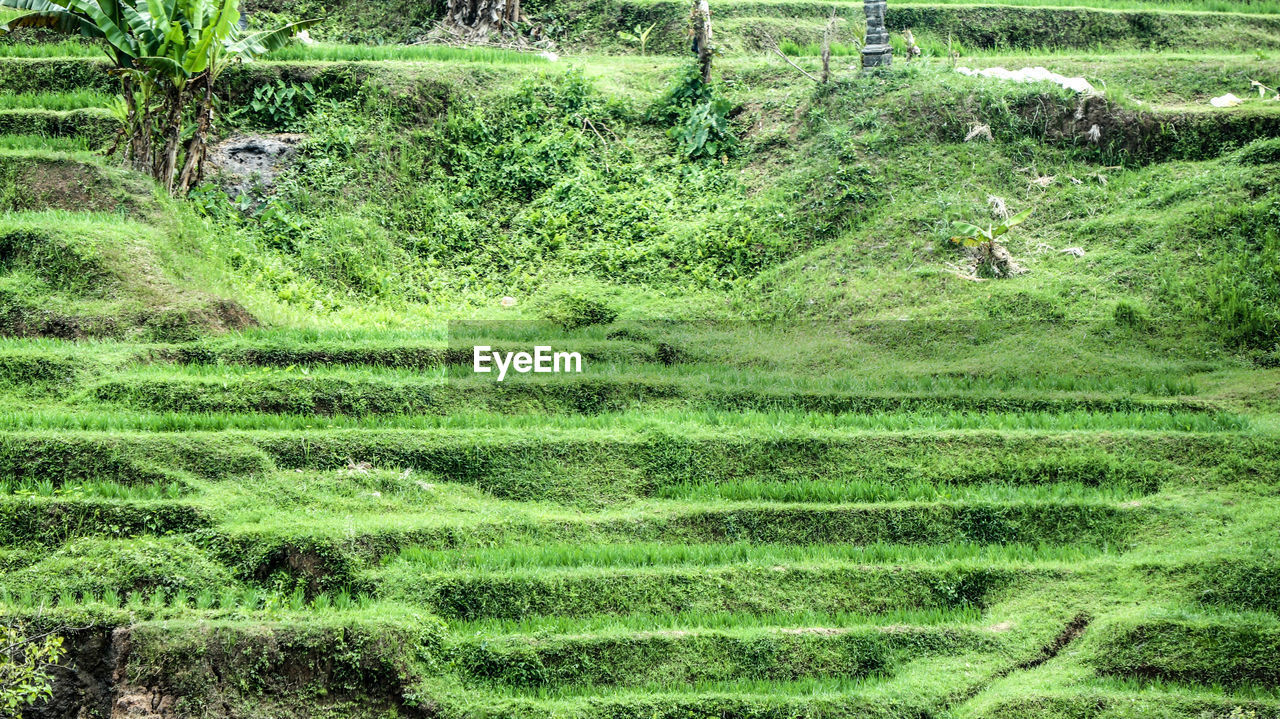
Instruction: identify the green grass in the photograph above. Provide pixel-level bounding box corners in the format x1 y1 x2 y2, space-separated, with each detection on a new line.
393 541 1111 572
0 90 113 110
0 477 184 500
0 39 100 58
451 606 986 635
779 39 863 57
655 478 1152 503
0 132 94 152
891 0 1280 12
264 42 553 63
0 408 1247 432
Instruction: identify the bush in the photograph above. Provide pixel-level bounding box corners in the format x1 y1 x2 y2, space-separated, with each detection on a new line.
671 97 736 160
538 289 619 330
1233 137 1280 166
244 80 318 130
651 62 737 160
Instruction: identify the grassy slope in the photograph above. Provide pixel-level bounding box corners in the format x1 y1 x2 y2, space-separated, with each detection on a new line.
0 5 1278 717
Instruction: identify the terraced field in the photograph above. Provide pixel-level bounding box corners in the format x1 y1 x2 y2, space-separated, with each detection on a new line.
0 323 1276 717
1 0 1279 713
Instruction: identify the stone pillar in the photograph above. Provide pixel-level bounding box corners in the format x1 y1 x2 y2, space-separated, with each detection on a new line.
861 0 892 68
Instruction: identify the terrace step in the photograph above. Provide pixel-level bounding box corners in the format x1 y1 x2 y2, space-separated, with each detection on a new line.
973 690 1280 719
257 3 1280 53
87 374 1218 416
0 149 154 213
0 497 209 545
0 107 116 145
444 623 1012 688
377 562 1053 619
6 428 1263 502
220 499 1147 555
415 653 1006 719
144 338 686 369
1091 613 1280 688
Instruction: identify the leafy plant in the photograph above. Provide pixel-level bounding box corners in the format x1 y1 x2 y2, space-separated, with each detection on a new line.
949 208 1033 249
616 21 658 55
652 62 737 160
0 624 64 718
950 208 1033 278
649 61 715 125
246 80 317 129
671 97 736 159
539 290 619 330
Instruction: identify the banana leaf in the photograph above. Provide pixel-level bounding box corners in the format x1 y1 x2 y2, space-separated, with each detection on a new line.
225 17 320 58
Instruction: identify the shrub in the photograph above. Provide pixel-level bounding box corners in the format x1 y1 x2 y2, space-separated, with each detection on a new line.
1233 137 1280 166
538 290 619 330
651 62 737 160
671 97 737 160
245 80 318 131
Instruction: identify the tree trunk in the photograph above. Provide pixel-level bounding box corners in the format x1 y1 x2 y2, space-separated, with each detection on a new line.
178 76 214 193
445 0 522 37
156 84 184 194
122 78 154 175
692 0 712 84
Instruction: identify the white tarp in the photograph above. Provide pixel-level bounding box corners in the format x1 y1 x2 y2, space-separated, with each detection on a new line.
955 66 1097 95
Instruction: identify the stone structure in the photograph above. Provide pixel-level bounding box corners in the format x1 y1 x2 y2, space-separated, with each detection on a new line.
861 0 892 68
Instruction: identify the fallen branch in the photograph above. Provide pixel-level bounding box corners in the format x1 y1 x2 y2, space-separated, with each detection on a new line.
577 115 612 169
762 32 821 83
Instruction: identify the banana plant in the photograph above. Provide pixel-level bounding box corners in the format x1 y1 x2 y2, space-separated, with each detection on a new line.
617 21 657 55
950 207 1033 279
0 0 319 192
950 207 1033 248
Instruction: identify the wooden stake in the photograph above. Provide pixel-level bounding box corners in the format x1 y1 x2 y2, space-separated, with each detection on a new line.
821 9 837 83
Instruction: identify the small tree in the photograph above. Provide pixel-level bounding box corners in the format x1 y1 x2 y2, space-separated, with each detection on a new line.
0 624 65 718
0 0 318 193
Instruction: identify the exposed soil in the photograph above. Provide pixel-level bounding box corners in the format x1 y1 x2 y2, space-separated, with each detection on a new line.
3 158 152 215
1013 613 1092 672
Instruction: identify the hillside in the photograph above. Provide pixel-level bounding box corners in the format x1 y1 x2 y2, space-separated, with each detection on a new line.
0 0 1278 716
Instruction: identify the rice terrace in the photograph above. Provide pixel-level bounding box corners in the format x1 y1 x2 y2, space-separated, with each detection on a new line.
0 0 1278 712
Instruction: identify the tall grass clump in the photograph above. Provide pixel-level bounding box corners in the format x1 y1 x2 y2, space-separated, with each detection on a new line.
0 90 113 111
395 541 1106 572
0 133 94 153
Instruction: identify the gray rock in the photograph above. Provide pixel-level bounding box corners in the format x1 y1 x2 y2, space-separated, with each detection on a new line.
206 133 304 201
